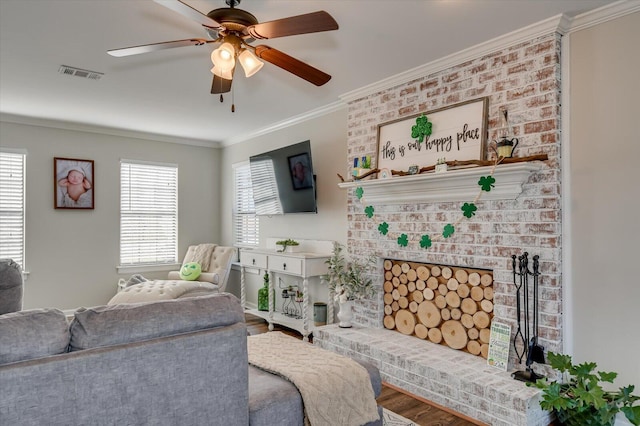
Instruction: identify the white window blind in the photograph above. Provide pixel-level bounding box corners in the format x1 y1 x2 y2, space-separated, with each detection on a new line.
120 160 178 266
0 151 26 268
233 163 259 247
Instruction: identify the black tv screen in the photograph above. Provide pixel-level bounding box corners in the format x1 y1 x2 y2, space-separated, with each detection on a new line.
249 140 317 215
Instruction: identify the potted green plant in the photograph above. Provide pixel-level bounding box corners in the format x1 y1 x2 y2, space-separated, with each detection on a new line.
275 238 299 253
530 351 639 426
323 242 376 327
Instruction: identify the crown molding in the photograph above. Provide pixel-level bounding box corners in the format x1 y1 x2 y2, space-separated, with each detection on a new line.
339 14 566 104
0 113 221 148
339 1 639 104
568 0 640 33
221 100 346 146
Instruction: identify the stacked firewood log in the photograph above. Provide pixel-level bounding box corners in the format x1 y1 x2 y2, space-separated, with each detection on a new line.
383 259 494 359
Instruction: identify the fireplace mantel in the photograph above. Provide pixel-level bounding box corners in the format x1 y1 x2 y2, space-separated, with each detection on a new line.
338 162 543 204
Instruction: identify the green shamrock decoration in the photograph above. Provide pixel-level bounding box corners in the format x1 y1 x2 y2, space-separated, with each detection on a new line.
478 175 496 192
378 222 389 235
364 206 375 218
397 234 409 247
420 235 432 249
443 224 455 238
461 202 478 218
411 114 433 143
355 187 364 199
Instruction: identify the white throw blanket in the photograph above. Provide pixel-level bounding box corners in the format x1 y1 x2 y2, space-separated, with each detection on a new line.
247 332 380 426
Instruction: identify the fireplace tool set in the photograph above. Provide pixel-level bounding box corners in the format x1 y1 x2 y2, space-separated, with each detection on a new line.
512 252 545 382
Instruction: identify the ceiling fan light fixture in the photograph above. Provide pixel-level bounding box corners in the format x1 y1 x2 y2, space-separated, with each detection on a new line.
238 49 264 78
211 42 236 71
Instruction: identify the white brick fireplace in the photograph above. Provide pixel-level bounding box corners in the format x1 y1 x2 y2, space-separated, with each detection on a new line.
314 21 564 426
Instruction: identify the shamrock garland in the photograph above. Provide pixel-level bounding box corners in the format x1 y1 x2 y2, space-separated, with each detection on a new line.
354 113 503 249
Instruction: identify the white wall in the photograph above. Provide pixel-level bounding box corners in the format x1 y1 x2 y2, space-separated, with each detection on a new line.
220 107 349 307
0 121 221 310
569 11 640 390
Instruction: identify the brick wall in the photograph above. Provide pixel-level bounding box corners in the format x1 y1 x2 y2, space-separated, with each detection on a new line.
344 32 563 364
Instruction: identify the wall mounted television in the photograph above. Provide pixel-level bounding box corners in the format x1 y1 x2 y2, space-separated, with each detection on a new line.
249 140 317 215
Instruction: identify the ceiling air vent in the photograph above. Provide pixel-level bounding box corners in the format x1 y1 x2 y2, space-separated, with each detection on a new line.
58 65 104 80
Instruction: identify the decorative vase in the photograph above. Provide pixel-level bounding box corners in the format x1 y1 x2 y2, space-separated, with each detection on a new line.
337 300 354 328
257 273 273 311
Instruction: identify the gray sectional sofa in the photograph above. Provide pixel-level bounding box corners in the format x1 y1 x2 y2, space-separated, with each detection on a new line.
0 293 382 426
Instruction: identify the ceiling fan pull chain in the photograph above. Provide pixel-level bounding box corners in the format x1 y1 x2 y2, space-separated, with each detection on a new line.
220 94 224 103
231 85 235 113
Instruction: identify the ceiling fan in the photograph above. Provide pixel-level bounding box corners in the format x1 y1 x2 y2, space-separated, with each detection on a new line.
108 0 339 95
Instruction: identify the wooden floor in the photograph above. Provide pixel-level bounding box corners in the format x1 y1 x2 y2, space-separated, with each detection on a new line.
245 314 479 426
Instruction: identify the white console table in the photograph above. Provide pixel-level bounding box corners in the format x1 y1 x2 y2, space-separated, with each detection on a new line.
239 239 333 342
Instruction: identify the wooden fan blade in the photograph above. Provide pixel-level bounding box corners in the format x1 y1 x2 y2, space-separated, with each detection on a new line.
108 39 210 57
248 11 338 40
254 45 331 86
211 74 233 94
153 0 221 28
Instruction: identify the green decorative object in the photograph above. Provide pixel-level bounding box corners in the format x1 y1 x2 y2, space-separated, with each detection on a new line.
530 352 639 426
275 238 299 252
179 262 201 281
420 235 432 249
257 272 274 312
461 202 478 218
353 166 500 249
411 114 433 143
364 206 375 218
443 224 455 238
479 175 496 191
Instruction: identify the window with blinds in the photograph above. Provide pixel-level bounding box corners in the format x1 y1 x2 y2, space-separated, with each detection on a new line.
233 162 259 247
120 160 178 266
0 150 26 268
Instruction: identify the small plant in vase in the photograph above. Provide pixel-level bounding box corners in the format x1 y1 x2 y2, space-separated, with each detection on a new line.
530 351 639 425
275 238 299 253
323 242 376 327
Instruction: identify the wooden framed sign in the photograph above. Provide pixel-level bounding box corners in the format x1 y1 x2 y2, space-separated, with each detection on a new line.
376 97 488 173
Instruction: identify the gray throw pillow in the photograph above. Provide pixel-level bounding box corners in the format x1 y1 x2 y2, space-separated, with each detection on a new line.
69 292 244 351
0 308 70 365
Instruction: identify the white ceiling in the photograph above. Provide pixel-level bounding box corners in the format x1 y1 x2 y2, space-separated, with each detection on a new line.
0 0 616 146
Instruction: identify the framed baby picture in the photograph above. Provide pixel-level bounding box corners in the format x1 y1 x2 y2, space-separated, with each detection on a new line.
288 152 313 190
54 157 94 209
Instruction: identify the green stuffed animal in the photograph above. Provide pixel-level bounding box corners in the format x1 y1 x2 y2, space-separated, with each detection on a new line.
179 262 201 281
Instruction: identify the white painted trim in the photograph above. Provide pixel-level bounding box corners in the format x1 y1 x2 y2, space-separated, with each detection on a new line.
560 33 574 357
569 0 640 33
338 1 639 105
120 158 178 168
221 101 346 146
0 113 221 148
0 146 28 155
339 15 566 104
338 163 543 204
116 263 180 274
